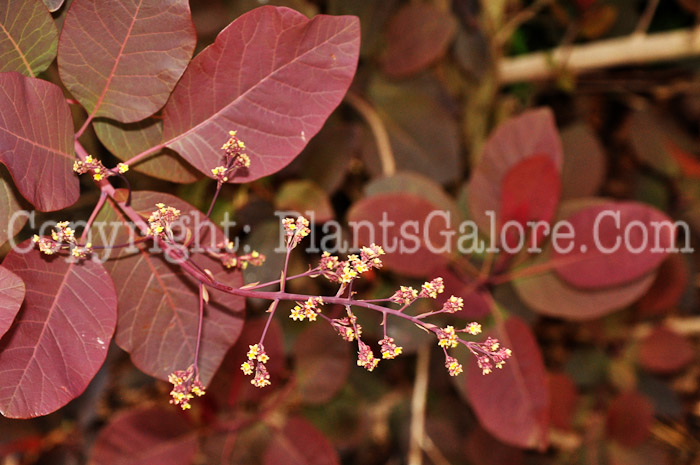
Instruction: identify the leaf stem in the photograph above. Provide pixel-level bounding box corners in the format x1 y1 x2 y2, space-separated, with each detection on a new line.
120 143 167 168
194 284 206 378
81 192 107 242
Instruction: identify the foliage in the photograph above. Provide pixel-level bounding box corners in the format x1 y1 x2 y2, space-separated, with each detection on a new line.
0 0 699 464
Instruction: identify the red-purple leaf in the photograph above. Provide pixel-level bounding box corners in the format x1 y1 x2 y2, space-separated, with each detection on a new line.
0 168 28 247
465 427 525 465
263 416 340 465
606 391 654 447
161 6 360 182
93 191 245 385
0 265 24 340
93 117 200 183
0 72 78 211
293 322 350 405
513 253 656 321
560 123 606 199
0 244 117 418
466 317 549 449
366 76 462 185
500 155 560 248
381 3 457 78
548 372 578 431
638 327 694 374
89 407 197 465
637 253 689 317
0 0 58 76
347 192 453 278
468 108 563 237
553 202 674 289
58 0 196 123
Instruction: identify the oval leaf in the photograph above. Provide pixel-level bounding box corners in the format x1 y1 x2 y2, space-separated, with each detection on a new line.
512 250 656 321
293 322 350 405
638 327 694 374
366 76 462 185
552 202 674 289
606 391 654 447
161 6 360 182
263 416 340 465
468 108 563 237
347 192 453 278
381 3 457 78
466 316 549 449
500 155 560 249
0 0 58 76
0 73 78 211
0 244 117 418
93 191 245 385
0 265 25 339
93 117 200 183
560 123 606 199
636 253 689 317
58 0 196 123
89 407 197 465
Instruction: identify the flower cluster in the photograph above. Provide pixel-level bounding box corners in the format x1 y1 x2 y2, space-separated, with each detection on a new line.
73 155 128 181
444 356 463 377
357 341 379 371
437 326 459 349
282 216 310 248
73 155 108 181
146 203 181 241
315 244 385 285
241 343 271 388
390 286 418 305
330 316 362 342
468 337 512 375
208 240 265 270
212 131 251 183
32 221 92 259
168 365 206 410
379 337 403 359
440 296 464 313
289 297 324 322
419 277 445 299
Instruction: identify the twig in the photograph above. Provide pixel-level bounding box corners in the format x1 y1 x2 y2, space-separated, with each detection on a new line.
635 0 661 36
408 343 430 465
495 0 553 46
345 91 396 177
499 27 700 83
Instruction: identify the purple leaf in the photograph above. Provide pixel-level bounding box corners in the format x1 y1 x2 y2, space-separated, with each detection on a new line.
500 155 560 249
92 191 244 385
552 201 674 289
381 3 457 78
0 0 58 76
293 322 350 405
58 0 196 123
346 192 453 278
466 317 549 449
89 407 197 465
263 416 340 465
468 108 563 237
0 244 117 418
0 265 24 339
161 6 360 182
0 72 78 211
